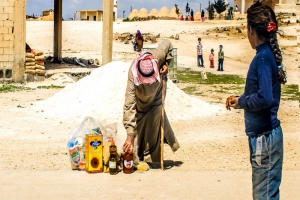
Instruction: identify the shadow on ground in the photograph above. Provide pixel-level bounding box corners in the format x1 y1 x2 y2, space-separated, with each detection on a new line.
149 160 183 170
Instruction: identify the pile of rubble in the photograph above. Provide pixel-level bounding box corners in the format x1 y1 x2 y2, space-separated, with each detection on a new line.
276 12 298 26
169 34 180 40
124 16 178 22
113 33 160 44
36 61 224 123
204 25 247 37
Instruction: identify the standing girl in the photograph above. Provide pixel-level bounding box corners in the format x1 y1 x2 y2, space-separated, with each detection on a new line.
201 10 205 22
209 49 214 68
226 2 287 200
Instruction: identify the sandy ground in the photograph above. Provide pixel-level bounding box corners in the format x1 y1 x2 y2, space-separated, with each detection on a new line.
0 20 299 199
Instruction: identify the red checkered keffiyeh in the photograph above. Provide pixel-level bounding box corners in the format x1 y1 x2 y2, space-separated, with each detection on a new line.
132 52 160 86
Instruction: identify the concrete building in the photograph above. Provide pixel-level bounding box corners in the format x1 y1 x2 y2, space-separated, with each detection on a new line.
42 9 54 16
113 0 118 20
74 1 117 21
234 0 299 13
74 10 104 21
74 10 116 21
0 0 26 83
42 9 54 21
275 0 297 13
234 0 256 14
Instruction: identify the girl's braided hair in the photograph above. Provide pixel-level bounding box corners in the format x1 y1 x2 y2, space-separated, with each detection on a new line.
247 1 287 84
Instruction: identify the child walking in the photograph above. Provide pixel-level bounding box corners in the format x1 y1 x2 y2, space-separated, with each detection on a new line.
209 49 214 68
217 45 224 71
226 2 287 200
196 38 204 67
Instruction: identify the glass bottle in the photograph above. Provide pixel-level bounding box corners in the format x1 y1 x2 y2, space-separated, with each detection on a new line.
123 150 133 174
109 140 118 175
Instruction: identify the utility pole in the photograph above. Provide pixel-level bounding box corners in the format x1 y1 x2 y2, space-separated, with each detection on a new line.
200 3 201 12
102 0 114 65
54 0 62 63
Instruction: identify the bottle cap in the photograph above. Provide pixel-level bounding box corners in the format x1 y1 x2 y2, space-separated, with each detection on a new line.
127 148 133 154
111 140 115 146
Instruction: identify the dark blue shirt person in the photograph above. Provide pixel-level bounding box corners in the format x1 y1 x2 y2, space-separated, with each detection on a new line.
238 42 281 137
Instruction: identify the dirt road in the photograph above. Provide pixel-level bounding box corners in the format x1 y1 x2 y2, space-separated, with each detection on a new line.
0 20 299 199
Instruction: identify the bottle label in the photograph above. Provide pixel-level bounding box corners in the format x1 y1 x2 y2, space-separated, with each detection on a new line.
124 160 133 169
109 161 117 169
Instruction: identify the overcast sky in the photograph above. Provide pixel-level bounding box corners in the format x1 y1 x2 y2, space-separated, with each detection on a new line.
26 0 234 20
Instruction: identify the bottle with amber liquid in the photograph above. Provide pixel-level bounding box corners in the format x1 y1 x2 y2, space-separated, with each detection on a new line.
109 140 118 175
123 150 133 174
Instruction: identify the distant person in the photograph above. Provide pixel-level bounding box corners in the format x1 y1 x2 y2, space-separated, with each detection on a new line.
197 38 204 67
190 9 194 21
180 15 184 20
217 45 224 71
226 2 287 199
235 5 238 12
201 10 205 22
228 9 233 20
133 41 137 51
135 30 144 52
209 48 214 68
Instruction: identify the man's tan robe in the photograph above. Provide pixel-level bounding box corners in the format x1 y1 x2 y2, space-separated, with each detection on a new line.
123 40 180 164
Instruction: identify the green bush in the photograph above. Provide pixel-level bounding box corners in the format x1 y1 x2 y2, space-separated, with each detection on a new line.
122 16 139 22
122 18 130 22
131 16 139 21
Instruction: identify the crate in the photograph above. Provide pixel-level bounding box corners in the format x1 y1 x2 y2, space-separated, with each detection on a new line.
142 47 178 82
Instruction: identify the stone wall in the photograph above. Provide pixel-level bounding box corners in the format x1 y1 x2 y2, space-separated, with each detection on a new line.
0 0 26 83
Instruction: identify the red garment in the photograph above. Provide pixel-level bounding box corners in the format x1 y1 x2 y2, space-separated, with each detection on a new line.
210 60 214 68
209 53 214 68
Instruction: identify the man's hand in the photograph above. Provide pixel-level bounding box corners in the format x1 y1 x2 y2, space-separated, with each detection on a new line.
226 95 240 110
160 64 168 75
123 135 134 153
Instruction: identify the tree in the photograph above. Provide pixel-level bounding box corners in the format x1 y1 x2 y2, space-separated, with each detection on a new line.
185 2 190 16
212 0 229 19
175 4 180 16
206 1 215 20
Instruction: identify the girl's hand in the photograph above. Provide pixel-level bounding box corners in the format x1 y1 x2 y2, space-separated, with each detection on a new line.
123 135 134 153
160 65 168 75
226 96 240 110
